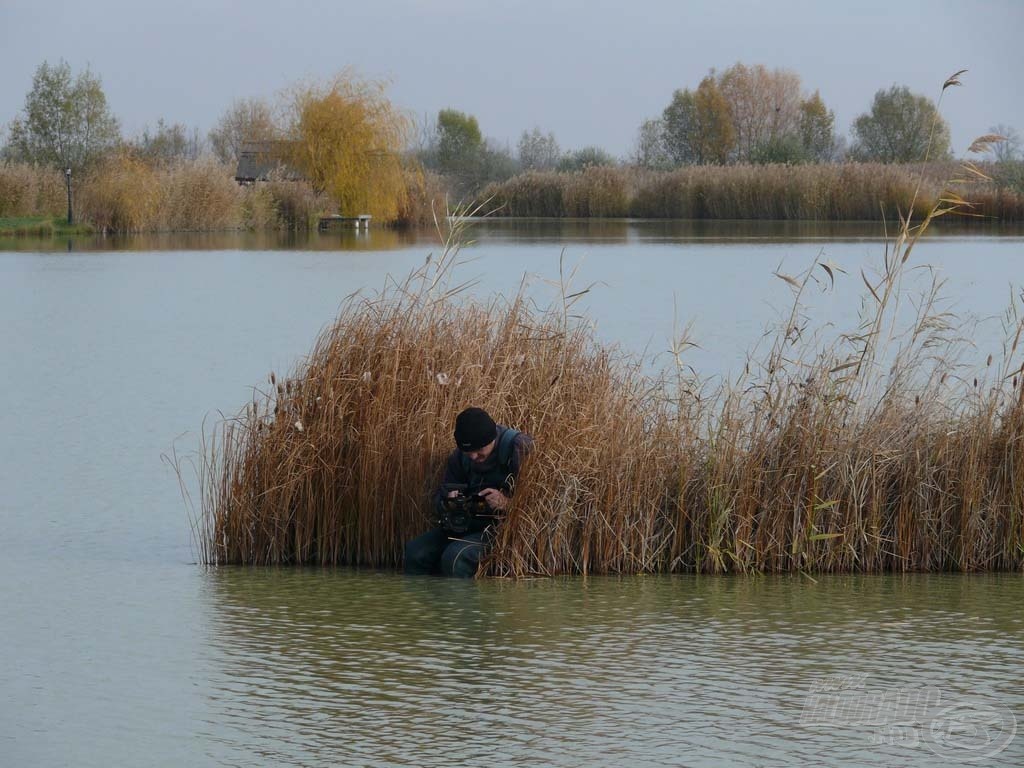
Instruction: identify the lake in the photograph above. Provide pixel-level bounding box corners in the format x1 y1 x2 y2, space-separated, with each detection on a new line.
2 220 1022 766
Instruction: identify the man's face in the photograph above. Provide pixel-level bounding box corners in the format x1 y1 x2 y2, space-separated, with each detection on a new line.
464 439 496 464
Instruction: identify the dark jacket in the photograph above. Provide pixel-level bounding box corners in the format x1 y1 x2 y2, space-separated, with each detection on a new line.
434 425 533 532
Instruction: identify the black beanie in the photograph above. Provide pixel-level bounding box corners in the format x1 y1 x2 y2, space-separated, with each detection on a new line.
454 407 497 451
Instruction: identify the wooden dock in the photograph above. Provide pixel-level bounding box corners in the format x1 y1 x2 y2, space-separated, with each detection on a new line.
319 214 372 231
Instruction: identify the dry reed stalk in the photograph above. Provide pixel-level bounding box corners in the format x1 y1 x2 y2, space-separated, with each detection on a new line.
78 153 163 233
162 159 244 231
0 162 66 217
480 162 1022 222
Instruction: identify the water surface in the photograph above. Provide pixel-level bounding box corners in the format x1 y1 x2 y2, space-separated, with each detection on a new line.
2 221 1021 766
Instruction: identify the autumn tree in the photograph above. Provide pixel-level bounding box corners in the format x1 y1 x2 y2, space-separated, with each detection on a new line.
4 60 120 170
208 98 277 164
798 91 837 162
285 73 410 222
692 75 734 163
661 76 734 165
517 127 561 170
851 85 951 162
718 63 802 162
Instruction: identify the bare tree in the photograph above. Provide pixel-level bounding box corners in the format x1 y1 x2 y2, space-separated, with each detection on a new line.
135 119 205 164
517 127 561 171
632 118 671 169
987 124 1021 162
208 98 277 165
718 63 802 161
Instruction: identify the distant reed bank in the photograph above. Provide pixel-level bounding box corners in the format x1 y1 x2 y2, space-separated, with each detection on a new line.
481 162 1024 222
4 159 1022 236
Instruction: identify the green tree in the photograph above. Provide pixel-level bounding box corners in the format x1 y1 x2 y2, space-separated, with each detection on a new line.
662 88 699 165
435 109 483 175
5 60 120 170
558 146 615 172
798 91 837 162
749 135 808 164
209 98 277 164
851 85 951 162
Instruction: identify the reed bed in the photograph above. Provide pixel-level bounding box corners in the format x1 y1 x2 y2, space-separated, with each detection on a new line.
14 154 429 232
0 162 66 218
196 190 1024 575
481 162 1024 222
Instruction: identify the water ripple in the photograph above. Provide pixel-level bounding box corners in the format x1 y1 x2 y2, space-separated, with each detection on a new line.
192 572 1024 767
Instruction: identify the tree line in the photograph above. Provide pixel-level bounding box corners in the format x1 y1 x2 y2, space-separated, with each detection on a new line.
3 59 1022 218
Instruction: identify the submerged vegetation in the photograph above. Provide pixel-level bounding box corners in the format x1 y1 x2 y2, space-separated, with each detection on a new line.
196 137 1024 575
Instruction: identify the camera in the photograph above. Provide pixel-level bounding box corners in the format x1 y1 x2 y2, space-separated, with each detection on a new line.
439 483 491 534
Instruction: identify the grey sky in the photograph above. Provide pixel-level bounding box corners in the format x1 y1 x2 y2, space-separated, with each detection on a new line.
2 0 1021 157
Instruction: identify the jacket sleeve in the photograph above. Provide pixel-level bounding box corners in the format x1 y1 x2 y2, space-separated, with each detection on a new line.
434 450 468 516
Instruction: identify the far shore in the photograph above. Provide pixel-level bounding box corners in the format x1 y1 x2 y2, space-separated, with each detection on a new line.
3 159 1022 236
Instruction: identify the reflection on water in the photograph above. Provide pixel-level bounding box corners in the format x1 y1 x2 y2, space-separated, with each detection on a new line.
4 218 1022 253
0 227 430 253
201 571 1023 767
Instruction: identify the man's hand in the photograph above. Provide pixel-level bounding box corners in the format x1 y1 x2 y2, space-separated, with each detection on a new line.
478 488 509 511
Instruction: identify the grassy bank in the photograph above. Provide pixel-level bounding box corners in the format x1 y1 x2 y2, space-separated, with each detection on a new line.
481 162 1024 222
0 215 94 237
194 199 1024 575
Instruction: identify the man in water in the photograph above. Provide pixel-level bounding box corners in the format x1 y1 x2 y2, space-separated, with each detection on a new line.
404 407 532 577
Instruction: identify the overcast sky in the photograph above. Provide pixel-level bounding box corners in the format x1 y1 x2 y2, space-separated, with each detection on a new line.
2 0 1021 157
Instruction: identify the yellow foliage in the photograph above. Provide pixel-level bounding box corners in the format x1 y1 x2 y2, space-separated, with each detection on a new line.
286 72 410 223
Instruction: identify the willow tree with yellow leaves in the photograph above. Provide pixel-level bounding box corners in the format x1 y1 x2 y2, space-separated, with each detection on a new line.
285 72 410 222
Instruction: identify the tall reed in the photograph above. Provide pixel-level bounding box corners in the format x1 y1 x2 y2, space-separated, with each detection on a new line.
481 162 1023 222
193 86 1024 574
195 191 1024 575
0 162 66 217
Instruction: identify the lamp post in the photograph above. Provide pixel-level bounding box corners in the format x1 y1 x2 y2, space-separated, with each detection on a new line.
65 167 73 225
